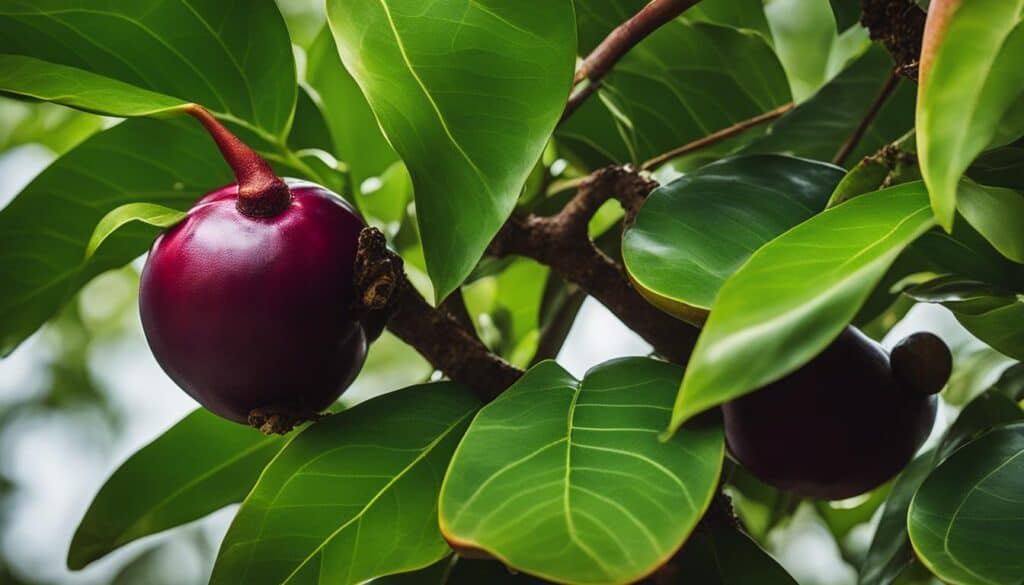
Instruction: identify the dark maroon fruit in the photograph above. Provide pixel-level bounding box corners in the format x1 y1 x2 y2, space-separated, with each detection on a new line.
891 332 952 396
722 327 944 500
139 106 367 428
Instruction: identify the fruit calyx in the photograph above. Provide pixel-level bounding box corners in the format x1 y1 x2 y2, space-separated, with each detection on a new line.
184 104 291 217
249 407 324 435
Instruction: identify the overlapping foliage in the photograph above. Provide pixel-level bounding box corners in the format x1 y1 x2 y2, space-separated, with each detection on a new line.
0 0 1022 584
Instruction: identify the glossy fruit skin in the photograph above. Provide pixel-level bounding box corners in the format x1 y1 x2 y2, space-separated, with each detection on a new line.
140 180 367 424
722 327 937 500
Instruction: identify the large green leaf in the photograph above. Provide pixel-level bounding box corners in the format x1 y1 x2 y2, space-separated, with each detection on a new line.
0 118 232 355
211 382 479 585
304 26 396 189
913 218 1023 291
326 0 576 302
969 147 1024 191
956 181 1024 263
909 423 1024 585
287 86 337 155
439 359 724 585
685 0 772 40
671 522 797 584
764 0 852 101
745 45 916 166
916 0 1024 230
0 0 296 138
860 373 1024 585
670 182 935 433
0 55 188 117
623 155 844 322
905 277 1024 361
829 0 861 31
68 409 283 570
561 3 790 168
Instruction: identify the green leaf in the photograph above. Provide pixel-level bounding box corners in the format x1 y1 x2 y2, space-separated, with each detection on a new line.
861 387 1023 584
439 359 724 585
968 147 1024 191
862 369 1024 585
0 55 188 117
68 409 283 570
672 523 797 584
0 0 296 138
0 98 104 155
745 45 916 165
670 182 935 433
956 181 1024 263
913 218 1023 290
724 467 791 543
764 0 849 101
288 86 337 154
684 0 772 40
829 0 861 31
826 130 917 208
816 483 892 540
326 0 576 302
916 0 1024 230
464 258 548 366
210 382 479 585
84 203 185 262
906 277 1024 361
305 26 396 188
909 423 1024 585
859 451 938 585
562 4 791 168
0 118 232 356
357 161 413 237
623 155 844 322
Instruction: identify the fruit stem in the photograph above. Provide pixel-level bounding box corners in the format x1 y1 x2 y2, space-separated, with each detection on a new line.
184 104 291 217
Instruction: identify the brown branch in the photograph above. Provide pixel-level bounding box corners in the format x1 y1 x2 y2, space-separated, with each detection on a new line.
357 167 701 403
641 103 795 170
832 70 901 166
562 0 701 122
440 289 477 337
354 228 522 403
860 0 926 80
489 167 700 363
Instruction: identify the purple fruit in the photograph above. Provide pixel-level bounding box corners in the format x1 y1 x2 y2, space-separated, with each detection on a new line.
723 327 947 500
139 106 367 429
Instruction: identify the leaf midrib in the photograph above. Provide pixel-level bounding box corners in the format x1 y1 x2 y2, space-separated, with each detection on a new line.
373 0 494 199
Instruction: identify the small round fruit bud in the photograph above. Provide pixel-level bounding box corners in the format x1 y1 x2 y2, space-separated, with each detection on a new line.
891 332 952 396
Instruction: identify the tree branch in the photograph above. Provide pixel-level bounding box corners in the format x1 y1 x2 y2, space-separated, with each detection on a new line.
356 166 701 403
562 0 701 122
354 228 522 403
832 69 901 166
641 102 795 170
489 167 700 363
